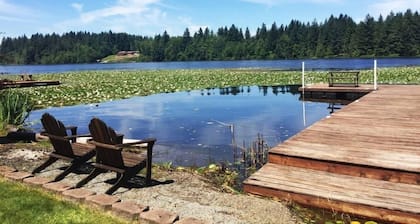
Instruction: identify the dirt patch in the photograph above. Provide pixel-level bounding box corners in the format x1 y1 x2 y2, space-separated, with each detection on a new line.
0 143 300 224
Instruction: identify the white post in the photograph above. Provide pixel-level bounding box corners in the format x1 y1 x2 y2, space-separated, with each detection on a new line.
301 61 306 126
373 59 377 90
302 101 307 127
301 61 305 91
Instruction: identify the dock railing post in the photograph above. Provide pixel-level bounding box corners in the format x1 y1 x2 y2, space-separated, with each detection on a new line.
302 62 305 91
374 59 377 90
301 61 306 126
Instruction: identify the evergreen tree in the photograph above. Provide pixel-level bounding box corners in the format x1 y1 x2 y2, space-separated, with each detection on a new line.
0 10 418 64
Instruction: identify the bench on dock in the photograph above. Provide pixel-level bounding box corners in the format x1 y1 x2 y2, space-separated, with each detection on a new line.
328 71 360 87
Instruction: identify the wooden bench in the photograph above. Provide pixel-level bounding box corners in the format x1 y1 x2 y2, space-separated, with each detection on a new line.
328 71 360 87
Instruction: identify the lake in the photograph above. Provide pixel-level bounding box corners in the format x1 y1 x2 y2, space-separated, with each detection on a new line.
27 85 337 167
1 58 420 75
14 58 418 167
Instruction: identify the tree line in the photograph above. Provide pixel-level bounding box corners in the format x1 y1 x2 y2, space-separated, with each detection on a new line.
0 9 419 65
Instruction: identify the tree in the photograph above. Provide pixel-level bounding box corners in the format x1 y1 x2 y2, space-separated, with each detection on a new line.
0 10 418 64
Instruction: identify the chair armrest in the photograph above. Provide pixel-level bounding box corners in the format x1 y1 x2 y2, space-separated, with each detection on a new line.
90 141 122 151
119 138 156 148
63 133 92 140
40 125 78 135
65 125 77 130
65 125 78 135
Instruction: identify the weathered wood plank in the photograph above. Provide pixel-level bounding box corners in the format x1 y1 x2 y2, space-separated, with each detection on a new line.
245 85 420 223
299 84 374 93
271 85 420 173
244 180 420 224
244 164 420 214
0 80 60 89
269 155 420 185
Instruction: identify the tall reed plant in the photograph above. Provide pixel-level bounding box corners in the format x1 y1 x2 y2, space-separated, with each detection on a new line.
0 90 34 131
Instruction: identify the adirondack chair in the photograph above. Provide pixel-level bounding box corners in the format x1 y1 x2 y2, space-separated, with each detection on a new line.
32 113 95 181
75 118 156 195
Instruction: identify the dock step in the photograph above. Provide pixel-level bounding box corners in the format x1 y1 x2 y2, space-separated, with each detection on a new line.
243 163 420 224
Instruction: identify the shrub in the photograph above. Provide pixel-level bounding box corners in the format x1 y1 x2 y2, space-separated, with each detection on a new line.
0 90 34 130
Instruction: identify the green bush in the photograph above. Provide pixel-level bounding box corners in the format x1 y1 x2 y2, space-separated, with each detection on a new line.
0 90 34 130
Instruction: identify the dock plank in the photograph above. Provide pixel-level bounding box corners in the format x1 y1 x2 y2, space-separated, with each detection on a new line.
245 164 420 211
243 164 420 223
271 85 420 173
0 80 60 89
245 85 420 223
299 84 374 93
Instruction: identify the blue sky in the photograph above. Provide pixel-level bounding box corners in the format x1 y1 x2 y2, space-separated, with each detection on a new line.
0 0 418 38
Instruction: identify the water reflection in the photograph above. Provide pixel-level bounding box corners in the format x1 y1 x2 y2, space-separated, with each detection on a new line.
28 85 331 167
300 91 366 114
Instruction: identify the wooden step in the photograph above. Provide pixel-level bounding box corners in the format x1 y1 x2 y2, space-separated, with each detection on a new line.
269 154 420 185
243 163 420 224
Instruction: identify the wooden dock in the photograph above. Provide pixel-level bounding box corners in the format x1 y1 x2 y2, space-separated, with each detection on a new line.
299 84 375 93
0 80 60 89
243 85 420 223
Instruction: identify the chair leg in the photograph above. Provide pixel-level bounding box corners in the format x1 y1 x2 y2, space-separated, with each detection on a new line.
146 166 152 186
75 168 103 188
53 162 79 182
105 173 127 195
32 157 59 174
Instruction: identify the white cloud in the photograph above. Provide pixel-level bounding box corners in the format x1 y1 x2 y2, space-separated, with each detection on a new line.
241 0 342 6
241 0 278 6
369 0 420 17
71 3 83 12
0 0 37 22
177 16 208 34
45 0 208 36
78 0 160 24
45 0 171 35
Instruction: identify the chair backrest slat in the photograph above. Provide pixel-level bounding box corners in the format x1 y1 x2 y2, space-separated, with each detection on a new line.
41 113 74 157
41 113 67 136
89 118 124 168
89 118 121 144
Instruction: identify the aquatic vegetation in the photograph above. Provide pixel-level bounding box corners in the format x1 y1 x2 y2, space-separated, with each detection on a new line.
5 69 296 108
3 66 419 109
0 89 34 130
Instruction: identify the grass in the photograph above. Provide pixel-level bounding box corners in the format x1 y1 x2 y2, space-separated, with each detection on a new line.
0 177 131 224
100 54 139 63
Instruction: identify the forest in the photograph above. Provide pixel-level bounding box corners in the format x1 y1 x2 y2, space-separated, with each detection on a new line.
0 9 419 65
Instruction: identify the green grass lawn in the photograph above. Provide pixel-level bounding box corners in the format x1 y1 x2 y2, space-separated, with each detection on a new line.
0 177 131 224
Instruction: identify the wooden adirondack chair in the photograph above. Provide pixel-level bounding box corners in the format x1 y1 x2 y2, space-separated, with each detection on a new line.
32 113 95 181
75 118 156 194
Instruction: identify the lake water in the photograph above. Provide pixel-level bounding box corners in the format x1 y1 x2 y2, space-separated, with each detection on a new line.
27 85 335 167
14 58 417 166
1 58 420 75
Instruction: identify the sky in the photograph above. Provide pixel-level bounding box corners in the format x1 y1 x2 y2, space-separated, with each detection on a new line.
0 0 419 38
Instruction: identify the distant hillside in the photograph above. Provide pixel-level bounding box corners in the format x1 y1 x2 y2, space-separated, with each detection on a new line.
99 51 140 63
